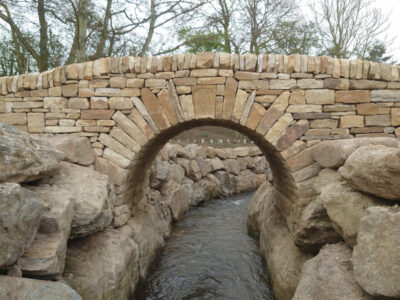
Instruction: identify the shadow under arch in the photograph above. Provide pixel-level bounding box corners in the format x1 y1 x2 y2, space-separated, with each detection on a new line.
126 117 298 207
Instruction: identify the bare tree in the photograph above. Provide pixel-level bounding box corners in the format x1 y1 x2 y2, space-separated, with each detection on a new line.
0 0 50 72
311 0 390 59
240 0 298 54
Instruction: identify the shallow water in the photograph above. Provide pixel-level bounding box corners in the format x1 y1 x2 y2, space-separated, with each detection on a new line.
135 192 275 300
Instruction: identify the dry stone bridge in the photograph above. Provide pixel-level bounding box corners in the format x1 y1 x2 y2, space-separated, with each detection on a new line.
1 52 400 234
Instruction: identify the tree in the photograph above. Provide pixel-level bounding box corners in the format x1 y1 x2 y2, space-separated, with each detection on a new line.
363 40 396 64
0 0 50 72
311 0 390 59
178 27 226 53
271 21 321 55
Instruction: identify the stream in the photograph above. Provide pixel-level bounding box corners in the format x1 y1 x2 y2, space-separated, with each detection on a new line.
135 192 275 300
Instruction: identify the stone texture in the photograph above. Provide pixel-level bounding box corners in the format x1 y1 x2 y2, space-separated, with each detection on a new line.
45 135 95 166
336 90 370 103
312 137 400 168
0 183 43 267
37 162 115 238
353 206 400 298
247 181 272 237
292 243 373 300
305 89 334 104
0 276 82 300
0 123 63 183
315 170 383 247
371 90 400 102
192 85 216 119
64 229 139 300
17 185 74 275
339 144 400 200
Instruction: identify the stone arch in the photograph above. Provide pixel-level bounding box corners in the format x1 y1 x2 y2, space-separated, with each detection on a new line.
2 51 400 233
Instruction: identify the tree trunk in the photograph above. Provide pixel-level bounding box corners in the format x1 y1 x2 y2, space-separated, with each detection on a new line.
37 0 49 71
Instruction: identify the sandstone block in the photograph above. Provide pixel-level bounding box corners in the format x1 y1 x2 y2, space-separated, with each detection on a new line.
305 89 334 104
336 90 370 103
81 109 114 120
371 90 400 102
270 79 296 89
340 115 364 128
323 78 349 90
68 97 89 109
297 79 323 89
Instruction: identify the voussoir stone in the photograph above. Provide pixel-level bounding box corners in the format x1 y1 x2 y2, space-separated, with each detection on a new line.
292 243 373 300
339 145 400 200
312 137 400 168
37 162 115 238
353 206 400 298
0 123 63 183
0 275 81 300
0 183 44 268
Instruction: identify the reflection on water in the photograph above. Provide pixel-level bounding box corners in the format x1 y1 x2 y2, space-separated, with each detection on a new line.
135 192 275 300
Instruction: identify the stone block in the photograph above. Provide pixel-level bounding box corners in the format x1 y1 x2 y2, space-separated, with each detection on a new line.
365 115 391 127
68 98 89 109
336 90 370 103
61 84 78 97
109 97 133 110
192 85 216 119
324 78 349 90
356 103 377 115
297 79 323 89
81 109 115 120
371 90 400 102
270 79 296 89
43 97 68 109
27 113 44 133
90 97 108 109
305 89 335 104
340 115 364 128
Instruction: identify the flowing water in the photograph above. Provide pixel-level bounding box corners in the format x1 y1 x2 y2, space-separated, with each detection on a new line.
135 192 275 300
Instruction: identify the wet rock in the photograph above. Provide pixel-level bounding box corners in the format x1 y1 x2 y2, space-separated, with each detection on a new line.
0 123 63 183
312 137 400 168
64 229 139 300
353 206 400 298
45 135 95 166
17 186 74 275
339 145 400 201
0 183 43 267
207 157 224 172
0 275 81 300
292 243 373 300
161 180 189 221
187 159 202 181
37 162 115 238
259 185 312 300
196 157 211 177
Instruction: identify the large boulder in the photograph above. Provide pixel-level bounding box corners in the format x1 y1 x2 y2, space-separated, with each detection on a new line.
294 169 342 253
292 243 373 300
321 180 385 247
353 206 400 298
0 123 63 183
247 181 272 238
45 135 95 166
149 159 169 189
17 186 74 275
0 275 81 300
37 162 115 238
64 229 139 300
0 183 43 267
339 145 400 201
312 137 400 168
259 185 312 300
160 180 189 221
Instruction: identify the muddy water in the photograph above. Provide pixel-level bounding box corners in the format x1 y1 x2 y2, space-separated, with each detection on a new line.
135 192 274 300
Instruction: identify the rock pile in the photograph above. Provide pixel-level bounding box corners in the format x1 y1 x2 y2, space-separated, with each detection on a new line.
248 137 400 300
